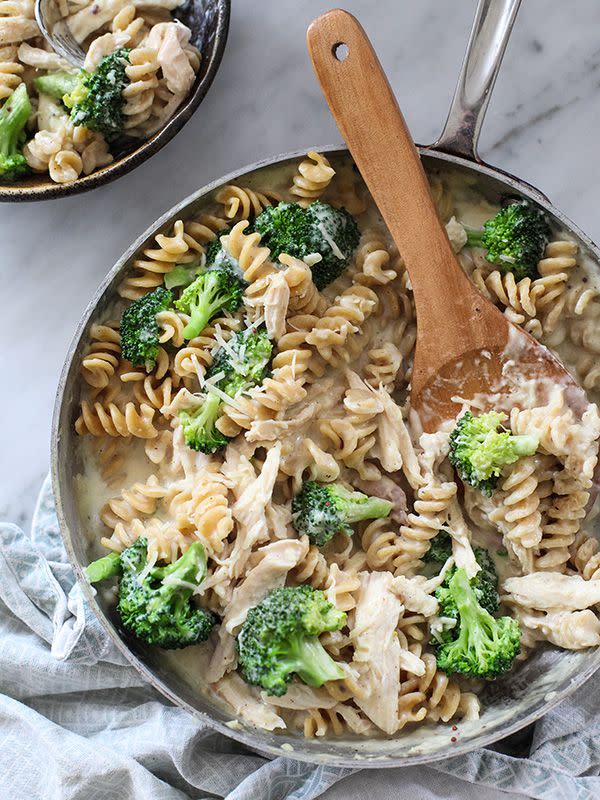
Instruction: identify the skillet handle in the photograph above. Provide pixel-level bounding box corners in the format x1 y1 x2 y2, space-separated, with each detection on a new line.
432 0 522 162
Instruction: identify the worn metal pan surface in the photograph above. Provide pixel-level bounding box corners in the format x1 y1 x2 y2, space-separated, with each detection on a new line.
52 0 600 766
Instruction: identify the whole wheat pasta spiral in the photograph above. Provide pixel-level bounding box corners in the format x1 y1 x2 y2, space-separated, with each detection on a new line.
102 517 195 564
393 479 457 576
289 151 335 206
0 44 22 99
118 220 202 299
360 518 403 572
353 228 398 286
363 342 403 389
320 384 382 480
100 474 166 528
81 321 121 389
569 531 600 581
122 46 159 133
304 283 378 366
215 184 281 221
75 400 158 438
222 220 276 283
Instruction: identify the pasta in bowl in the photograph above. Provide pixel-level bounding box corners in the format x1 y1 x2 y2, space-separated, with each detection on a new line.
0 0 229 200
54 148 600 764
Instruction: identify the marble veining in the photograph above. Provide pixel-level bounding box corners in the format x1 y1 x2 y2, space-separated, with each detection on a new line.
2 0 600 533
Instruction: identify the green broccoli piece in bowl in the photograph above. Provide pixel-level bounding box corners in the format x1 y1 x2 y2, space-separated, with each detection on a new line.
464 202 550 281
178 326 273 453
175 265 246 340
62 48 131 139
291 480 393 547
0 84 31 183
85 539 216 649
435 568 520 679
423 530 453 564
119 286 173 368
434 543 500 619
179 393 230 454
254 200 360 289
33 71 79 102
237 585 346 696
449 410 538 496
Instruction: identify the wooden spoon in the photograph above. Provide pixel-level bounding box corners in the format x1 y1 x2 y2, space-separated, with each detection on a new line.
307 9 577 431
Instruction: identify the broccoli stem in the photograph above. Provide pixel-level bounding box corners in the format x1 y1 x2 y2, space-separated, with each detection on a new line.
183 273 228 339
153 542 207 586
85 551 121 583
285 635 346 687
34 72 79 101
335 485 393 524
464 227 485 248
0 84 30 155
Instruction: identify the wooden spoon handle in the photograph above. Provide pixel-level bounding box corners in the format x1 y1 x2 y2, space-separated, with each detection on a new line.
307 10 473 320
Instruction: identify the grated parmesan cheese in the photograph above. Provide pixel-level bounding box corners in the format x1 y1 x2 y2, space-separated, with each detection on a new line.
317 222 344 259
303 252 323 267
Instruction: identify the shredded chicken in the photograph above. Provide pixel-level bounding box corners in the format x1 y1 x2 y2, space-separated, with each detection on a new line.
18 43 70 71
351 572 403 734
212 673 285 731
392 575 438 617
447 498 480 579
374 387 422 488
0 16 39 45
262 271 290 340
503 572 600 611
145 21 196 95
227 442 281 576
84 30 131 70
445 216 467 253
246 404 317 443
516 608 600 649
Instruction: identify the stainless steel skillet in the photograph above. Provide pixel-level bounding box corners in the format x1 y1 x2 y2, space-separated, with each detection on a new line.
52 0 600 767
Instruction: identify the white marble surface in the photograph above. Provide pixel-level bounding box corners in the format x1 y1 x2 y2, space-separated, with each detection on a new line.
2 0 600 530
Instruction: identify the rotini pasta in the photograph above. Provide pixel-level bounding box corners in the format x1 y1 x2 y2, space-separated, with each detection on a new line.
74 152 600 744
1 3 201 185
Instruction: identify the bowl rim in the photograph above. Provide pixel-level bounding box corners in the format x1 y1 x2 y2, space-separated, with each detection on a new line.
52 144 600 767
0 0 231 203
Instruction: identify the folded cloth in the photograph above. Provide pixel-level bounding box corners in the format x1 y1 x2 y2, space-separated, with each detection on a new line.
0 475 599 800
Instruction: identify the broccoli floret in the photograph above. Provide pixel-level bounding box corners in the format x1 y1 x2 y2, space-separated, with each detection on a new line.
435 568 520 679
435 546 499 619
178 327 272 453
207 326 273 397
237 585 346 696
63 48 130 139
254 200 360 290
0 84 31 183
175 267 245 340
291 480 393 548
423 530 453 564
465 203 550 281
33 71 79 102
178 393 230 454
85 538 216 649
449 411 539 496
120 286 172 368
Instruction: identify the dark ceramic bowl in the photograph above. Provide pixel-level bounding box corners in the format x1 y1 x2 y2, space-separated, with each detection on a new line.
0 0 230 202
